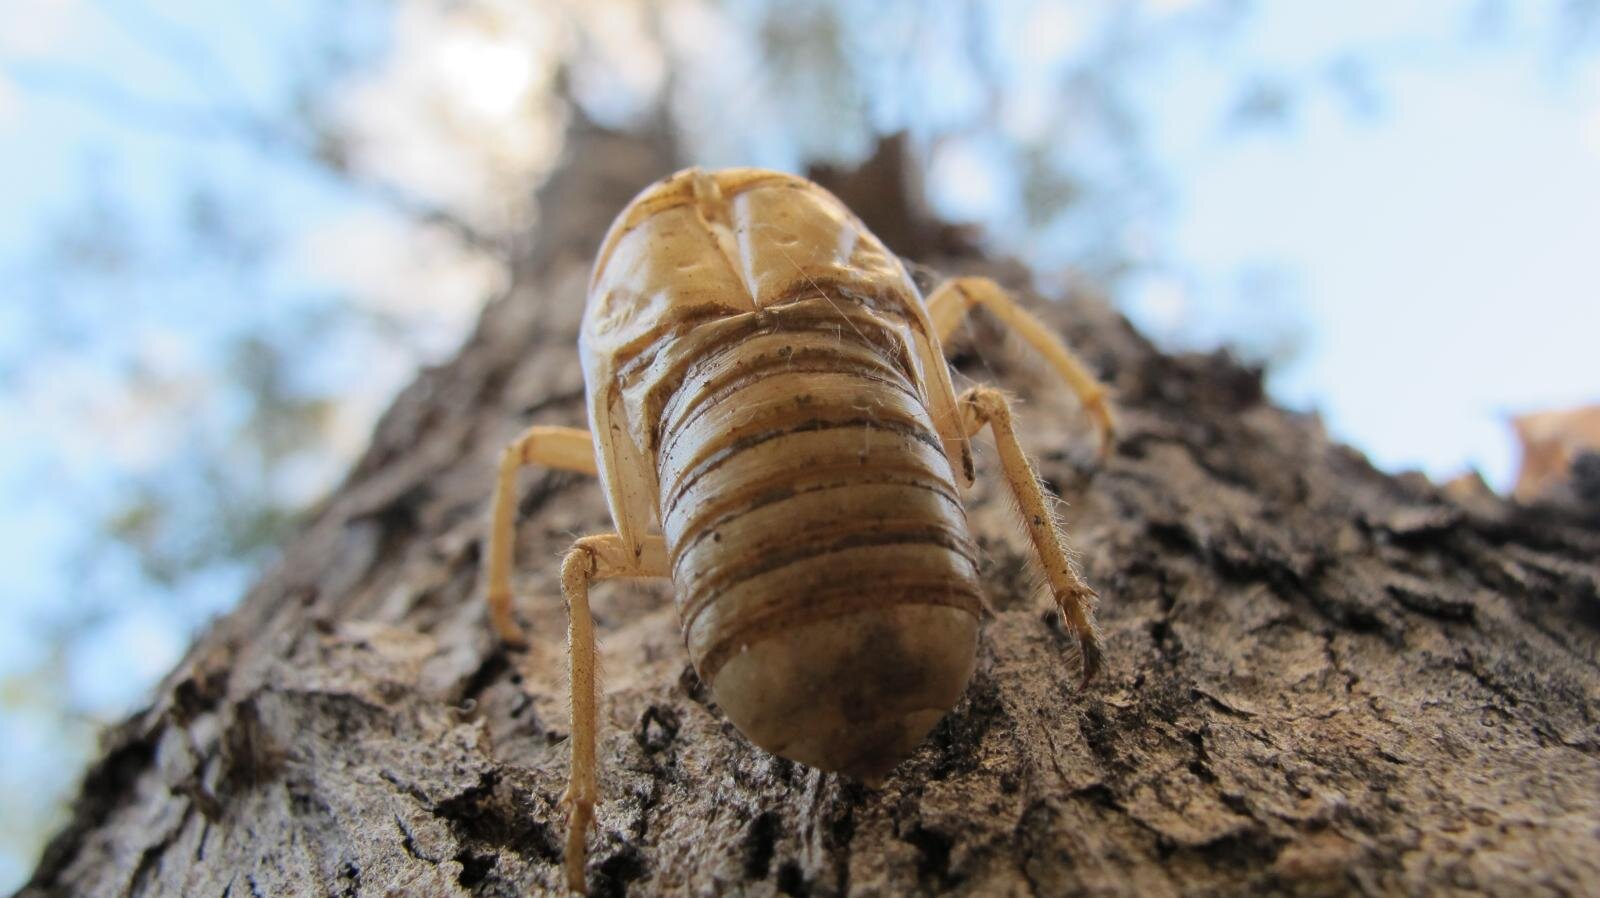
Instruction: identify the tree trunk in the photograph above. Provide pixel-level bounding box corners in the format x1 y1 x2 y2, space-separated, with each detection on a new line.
20 122 1600 898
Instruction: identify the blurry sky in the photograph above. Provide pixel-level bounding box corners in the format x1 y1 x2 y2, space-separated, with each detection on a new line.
2 0 1598 887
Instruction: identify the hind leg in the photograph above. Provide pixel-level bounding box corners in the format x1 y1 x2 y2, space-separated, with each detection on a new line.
959 385 1103 684
927 276 1115 457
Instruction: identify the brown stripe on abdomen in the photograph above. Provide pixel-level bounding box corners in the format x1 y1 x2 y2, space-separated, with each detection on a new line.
654 319 982 683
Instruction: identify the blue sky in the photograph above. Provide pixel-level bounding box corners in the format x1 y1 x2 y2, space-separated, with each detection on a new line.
0 2 374 884
1125 3 1600 487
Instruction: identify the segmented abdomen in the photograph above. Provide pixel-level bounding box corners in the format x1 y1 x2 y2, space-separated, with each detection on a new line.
652 301 984 684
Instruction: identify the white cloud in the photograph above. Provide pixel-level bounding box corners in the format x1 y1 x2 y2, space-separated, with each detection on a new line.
330 0 569 224
434 27 539 122
1580 107 1600 157
0 0 89 58
929 137 1014 222
0 72 19 129
567 0 667 126
1144 0 1202 17
297 207 501 324
1019 2 1087 66
1124 273 1191 337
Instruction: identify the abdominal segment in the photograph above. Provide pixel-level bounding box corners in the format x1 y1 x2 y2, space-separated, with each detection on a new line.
654 304 983 775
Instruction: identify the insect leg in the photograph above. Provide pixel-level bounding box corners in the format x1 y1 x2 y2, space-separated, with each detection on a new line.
960 385 1104 685
927 277 1116 457
558 532 668 895
487 426 600 648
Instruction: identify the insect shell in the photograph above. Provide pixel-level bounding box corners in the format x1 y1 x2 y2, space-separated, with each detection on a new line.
489 166 1110 891
582 168 990 780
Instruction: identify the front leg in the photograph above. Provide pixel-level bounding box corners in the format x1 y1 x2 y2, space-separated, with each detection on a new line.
558 532 668 894
960 386 1104 684
487 425 600 647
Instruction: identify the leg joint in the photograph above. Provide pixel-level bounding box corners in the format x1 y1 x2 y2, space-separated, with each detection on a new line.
561 541 599 585
960 385 1013 434
499 440 525 474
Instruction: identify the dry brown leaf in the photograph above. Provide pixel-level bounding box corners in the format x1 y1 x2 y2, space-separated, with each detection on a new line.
1511 404 1600 502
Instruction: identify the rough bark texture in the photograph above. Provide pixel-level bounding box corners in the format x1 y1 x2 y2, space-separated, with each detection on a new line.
20 124 1600 898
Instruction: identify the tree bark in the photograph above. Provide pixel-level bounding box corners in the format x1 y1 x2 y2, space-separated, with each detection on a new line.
20 122 1600 898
